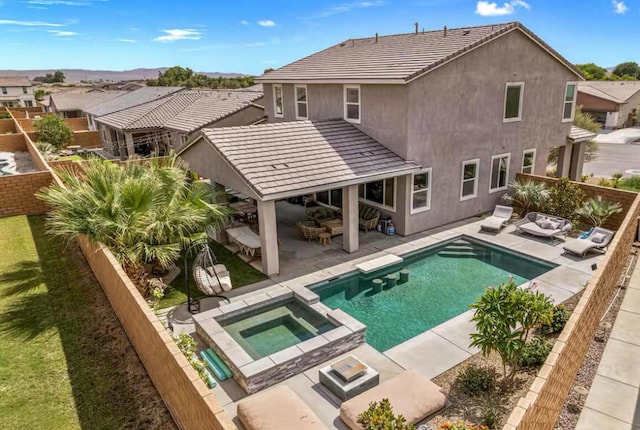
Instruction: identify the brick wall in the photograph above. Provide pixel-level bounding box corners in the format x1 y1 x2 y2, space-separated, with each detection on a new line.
76 237 236 430
0 119 17 134
0 171 53 217
0 133 27 152
516 173 638 230
504 193 640 430
22 133 50 172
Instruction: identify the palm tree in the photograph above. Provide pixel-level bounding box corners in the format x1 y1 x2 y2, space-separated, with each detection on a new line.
38 153 227 283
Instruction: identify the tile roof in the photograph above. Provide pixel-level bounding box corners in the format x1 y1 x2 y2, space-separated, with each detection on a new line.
187 120 420 198
84 86 183 117
0 76 31 87
578 81 640 103
257 22 582 84
164 90 264 133
568 125 597 143
50 90 127 111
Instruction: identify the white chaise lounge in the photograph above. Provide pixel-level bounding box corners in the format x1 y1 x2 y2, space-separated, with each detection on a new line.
562 227 614 257
480 205 514 232
515 212 572 239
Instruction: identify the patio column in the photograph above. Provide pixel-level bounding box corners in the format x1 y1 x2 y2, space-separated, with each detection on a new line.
257 200 279 276
124 132 135 158
569 141 586 181
342 184 359 253
556 143 572 178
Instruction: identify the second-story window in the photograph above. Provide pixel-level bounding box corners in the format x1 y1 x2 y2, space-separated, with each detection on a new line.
1 87 6 95
273 84 284 118
504 82 524 122
563 82 577 122
22 87 28 94
295 85 307 119
344 85 360 124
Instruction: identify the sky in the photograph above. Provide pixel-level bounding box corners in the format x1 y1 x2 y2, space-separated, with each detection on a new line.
0 0 638 75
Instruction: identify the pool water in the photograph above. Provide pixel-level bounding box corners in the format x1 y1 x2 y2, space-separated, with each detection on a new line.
221 300 336 359
315 238 555 352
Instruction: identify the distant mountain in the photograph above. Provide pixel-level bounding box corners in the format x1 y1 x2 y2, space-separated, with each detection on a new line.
0 68 245 83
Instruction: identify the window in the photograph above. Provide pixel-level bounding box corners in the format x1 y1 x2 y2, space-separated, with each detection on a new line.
359 177 395 210
344 85 360 124
562 82 577 122
411 169 432 213
1 87 6 95
503 82 524 122
460 159 479 200
273 84 284 118
522 149 536 174
24 100 33 107
22 87 28 94
316 188 342 208
295 85 308 119
489 153 510 193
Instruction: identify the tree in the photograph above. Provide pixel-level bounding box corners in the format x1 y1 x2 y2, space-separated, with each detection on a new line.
33 115 74 149
53 70 65 83
470 280 554 385
34 89 50 101
544 177 586 225
36 154 228 292
612 62 639 79
146 66 255 89
33 70 66 84
575 63 608 80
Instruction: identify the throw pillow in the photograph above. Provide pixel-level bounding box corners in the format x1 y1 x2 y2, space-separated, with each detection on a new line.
591 232 606 244
548 220 560 230
535 218 551 229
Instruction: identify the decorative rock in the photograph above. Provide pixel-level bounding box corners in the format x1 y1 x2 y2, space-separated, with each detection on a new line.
384 274 398 289
372 278 384 293
399 269 410 284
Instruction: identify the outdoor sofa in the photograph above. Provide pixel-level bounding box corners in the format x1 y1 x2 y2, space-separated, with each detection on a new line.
562 227 615 257
339 369 447 429
515 212 572 239
237 385 328 430
306 206 336 226
480 205 514 232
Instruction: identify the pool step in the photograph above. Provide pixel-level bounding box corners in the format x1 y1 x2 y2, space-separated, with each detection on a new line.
438 241 490 259
438 250 488 258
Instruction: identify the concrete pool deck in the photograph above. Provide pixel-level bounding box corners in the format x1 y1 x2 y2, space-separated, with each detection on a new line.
163 217 604 429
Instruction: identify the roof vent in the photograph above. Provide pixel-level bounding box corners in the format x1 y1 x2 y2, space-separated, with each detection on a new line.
414 22 418 34
271 163 289 169
360 151 374 157
375 32 378 43
463 29 471 36
443 25 447 38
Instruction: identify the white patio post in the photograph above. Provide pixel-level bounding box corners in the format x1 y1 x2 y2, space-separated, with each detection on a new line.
124 132 135 158
342 184 359 253
257 200 279 276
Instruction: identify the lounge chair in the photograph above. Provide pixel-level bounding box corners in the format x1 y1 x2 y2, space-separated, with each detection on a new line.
480 205 513 232
563 227 615 257
339 369 447 429
515 212 572 239
297 221 326 242
359 204 380 233
237 385 328 430
226 226 261 257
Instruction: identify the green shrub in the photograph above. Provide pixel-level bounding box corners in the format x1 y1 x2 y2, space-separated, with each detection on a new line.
598 178 612 187
33 114 74 150
611 173 623 188
544 178 585 225
538 304 570 334
456 364 497 395
519 337 552 367
620 176 640 192
357 398 415 430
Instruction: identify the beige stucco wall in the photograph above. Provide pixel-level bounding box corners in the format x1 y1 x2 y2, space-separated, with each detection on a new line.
403 29 577 234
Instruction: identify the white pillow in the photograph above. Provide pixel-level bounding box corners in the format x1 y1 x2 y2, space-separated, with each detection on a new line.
535 218 551 229
591 232 606 244
548 220 560 230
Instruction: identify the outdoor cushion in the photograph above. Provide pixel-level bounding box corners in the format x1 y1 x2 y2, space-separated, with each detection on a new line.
548 220 560 230
591 232 606 244
339 370 446 429
237 385 328 430
535 218 552 229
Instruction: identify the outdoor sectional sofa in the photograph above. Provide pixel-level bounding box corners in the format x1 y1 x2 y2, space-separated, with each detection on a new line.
515 212 572 239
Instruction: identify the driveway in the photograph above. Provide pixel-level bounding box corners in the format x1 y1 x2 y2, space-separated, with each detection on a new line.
584 131 640 178
594 127 640 145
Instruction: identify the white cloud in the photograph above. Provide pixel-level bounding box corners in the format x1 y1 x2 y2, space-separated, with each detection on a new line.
319 0 384 17
475 0 530 16
257 20 276 27
0 19 64 26
117 38 135 43
49 30 77 36
154 28 202 42
28 0 90 5
240 20 249 25
612 0 627 14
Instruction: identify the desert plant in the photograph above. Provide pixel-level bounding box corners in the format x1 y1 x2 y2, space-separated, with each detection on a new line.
598 178 612 187
611 173 623 188
576 196 623 227
33 114 74 150
173 333 214 387
456 364 497 396
470 280 554 384
544 178 585 225
34 141 59 161
519 337 552 367
357 398 415 430
480 399 501 429
501 179 549 214
439 423 489 430
538 304 570 334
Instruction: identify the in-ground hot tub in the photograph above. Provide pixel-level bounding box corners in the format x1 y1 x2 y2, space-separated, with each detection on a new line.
193 286 365 393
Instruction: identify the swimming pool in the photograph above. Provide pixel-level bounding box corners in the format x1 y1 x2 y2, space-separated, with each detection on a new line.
313 237 556 351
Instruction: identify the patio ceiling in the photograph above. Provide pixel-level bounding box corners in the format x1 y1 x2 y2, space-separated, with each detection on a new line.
179 119 421 201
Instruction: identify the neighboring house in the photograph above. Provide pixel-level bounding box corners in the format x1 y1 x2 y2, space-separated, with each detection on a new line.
95 89 264 158
0 76 37 108
48 90 127 118
577 81 640 128
179 22 585 276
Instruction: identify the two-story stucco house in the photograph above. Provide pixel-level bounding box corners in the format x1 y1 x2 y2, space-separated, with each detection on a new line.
179 22 589 276
0 76 37 108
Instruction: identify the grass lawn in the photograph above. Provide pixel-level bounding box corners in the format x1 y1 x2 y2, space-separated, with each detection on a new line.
56 155 84 161
0 216 176 430
159 241 267 309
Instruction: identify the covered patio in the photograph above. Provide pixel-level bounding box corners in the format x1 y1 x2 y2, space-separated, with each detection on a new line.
178 119 421 276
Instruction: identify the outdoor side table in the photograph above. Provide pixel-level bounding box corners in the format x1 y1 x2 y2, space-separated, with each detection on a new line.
319 355 379 401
